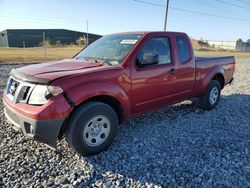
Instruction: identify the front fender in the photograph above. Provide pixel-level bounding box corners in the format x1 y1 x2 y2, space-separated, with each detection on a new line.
65 81 130 120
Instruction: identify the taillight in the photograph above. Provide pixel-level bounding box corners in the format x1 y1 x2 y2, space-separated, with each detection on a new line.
232 58 236 72
233 62 236 72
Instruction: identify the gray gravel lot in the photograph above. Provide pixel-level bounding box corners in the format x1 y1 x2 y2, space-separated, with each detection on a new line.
0 58 250 188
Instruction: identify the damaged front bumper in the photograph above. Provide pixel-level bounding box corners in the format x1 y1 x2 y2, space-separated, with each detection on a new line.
3 103 65 149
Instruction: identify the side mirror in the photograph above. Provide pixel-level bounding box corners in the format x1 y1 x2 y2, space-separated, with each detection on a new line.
138 52 159 67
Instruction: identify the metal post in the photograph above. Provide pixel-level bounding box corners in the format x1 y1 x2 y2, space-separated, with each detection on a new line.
3 32 9 48
43 32 47 59
86 20 89 46
23 41 26 61
164 0 170 31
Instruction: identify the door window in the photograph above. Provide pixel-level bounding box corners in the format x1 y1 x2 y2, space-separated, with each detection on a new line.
137 37 172 66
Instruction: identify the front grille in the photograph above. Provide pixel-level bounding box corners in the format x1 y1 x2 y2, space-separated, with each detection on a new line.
6 78 20 99
6 77 34 104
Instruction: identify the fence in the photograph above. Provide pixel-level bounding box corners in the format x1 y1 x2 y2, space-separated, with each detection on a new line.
0 46 83 62
0 30 102 62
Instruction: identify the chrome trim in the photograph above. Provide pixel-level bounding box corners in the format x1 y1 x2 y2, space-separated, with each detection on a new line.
6 76 35 104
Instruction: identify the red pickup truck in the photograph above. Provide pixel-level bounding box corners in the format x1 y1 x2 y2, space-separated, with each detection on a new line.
3 32 235 156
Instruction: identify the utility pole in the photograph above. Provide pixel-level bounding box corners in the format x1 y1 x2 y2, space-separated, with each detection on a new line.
164 0 170 31
86 20 89 46
43 32 47 59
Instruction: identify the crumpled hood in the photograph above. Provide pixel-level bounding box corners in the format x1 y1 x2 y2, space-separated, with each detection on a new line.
10 59 108 84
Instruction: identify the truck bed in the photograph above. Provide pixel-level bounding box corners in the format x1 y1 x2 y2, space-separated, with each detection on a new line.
195 56 234 63
192 56 236 97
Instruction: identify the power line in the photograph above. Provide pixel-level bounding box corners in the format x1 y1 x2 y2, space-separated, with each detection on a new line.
0 17 120 32
194 0 247 19
133 0 164 7
237 0 250 6
134 0 170 30
0 11 138 29
133 0 250 23
0 16 85 29
171 7 250 22
216 0 250 11
0 11 83 23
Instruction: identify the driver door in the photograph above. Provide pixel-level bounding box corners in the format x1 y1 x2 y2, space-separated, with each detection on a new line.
131 36 177 114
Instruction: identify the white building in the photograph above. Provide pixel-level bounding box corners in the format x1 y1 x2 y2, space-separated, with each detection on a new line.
206 40 237 50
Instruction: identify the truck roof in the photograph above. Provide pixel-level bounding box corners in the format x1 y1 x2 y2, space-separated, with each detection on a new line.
110 31 187 35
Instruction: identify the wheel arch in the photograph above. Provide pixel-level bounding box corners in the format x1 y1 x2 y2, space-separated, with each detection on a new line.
197 66 225 97
83 95 125 123
212 73 225 89
58 94 126 139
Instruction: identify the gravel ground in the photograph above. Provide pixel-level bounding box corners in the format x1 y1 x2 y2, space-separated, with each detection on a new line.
0 58 250 188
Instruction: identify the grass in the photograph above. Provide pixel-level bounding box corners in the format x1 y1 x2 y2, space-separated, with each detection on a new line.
0 46 83 63
0 46 250 63
195 50 250 58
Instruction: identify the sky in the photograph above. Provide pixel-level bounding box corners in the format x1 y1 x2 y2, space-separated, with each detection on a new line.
0 0 250 41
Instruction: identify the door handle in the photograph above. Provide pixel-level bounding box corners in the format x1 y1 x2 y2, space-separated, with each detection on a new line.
168 68 176 75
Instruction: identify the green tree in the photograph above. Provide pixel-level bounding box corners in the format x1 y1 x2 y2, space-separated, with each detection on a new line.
76 36 86 47
236 39 243 51
236 39 243 43
55 40 62 46
41 37 52 47
45 37 52 46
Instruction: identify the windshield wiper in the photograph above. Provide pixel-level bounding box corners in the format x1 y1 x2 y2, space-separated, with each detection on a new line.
83 57 113 66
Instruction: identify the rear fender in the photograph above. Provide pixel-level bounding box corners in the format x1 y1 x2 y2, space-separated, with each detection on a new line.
199 66 225 96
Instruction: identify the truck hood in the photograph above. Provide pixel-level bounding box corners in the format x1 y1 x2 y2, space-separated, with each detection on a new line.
10 59 110 84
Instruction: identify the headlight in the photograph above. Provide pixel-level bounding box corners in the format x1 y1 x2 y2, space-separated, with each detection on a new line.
28 85 49 105
28 85 63 105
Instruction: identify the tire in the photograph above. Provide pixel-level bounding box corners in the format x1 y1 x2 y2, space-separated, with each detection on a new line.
199 80 221 110
65 101 119 156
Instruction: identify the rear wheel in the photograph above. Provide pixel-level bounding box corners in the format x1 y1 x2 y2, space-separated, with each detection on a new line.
199 80 221 110
65 101 119 156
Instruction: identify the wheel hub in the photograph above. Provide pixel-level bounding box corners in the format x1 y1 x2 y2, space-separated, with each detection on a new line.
83 115 111 147
90 123 102 136
209 87 219 105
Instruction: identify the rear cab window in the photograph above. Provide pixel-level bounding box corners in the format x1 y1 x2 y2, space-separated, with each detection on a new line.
176 36 191 63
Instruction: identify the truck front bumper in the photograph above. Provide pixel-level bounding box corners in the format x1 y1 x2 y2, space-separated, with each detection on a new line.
4 102 65 149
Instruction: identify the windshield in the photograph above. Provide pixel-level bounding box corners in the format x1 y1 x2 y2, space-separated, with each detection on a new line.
75 34 142 66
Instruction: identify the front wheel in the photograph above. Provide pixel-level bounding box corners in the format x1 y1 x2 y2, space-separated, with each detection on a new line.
199 80 221 110
65 101 119 156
